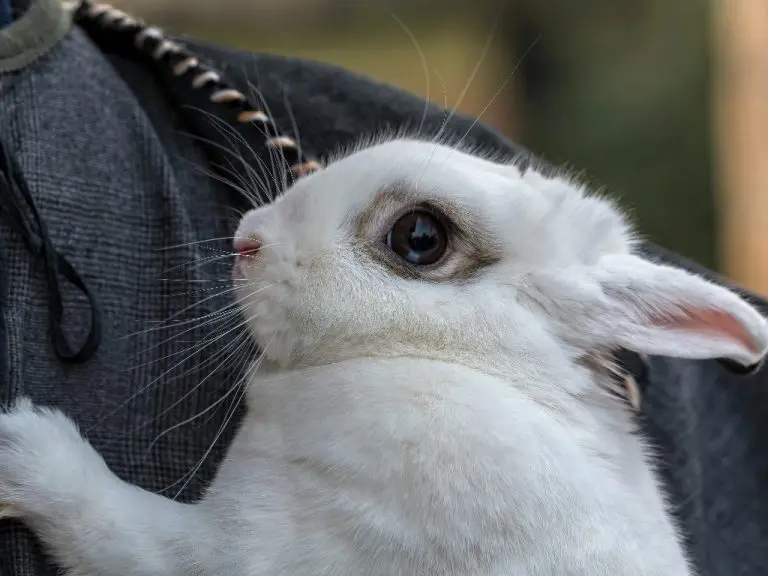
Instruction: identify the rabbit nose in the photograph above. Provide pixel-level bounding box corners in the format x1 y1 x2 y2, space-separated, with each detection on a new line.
234 235 263 258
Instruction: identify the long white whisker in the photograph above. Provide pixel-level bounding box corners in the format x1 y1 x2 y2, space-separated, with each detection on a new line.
127 309 244 370
161 241 283 278
159 278 233 284
87 313 250 437
92 287 273 434
176 122 276 205
156 236 236 251
133 284 273 368
431 4 507 146
160 251 238 275
170 323 283 501
448 35 541 160
143 304 254 382
164 278 261 302
171 151 258 206
120 300 242 339
174 125 263 204
144 279 270 330
282 87 303 190
202 113 272 203
145 334 255 449
242 73 294 202
389 12 431 139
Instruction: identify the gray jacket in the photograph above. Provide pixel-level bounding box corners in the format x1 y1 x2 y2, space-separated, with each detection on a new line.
0 0 766 574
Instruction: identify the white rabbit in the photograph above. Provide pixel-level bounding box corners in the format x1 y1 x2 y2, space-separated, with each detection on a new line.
0 137 766 576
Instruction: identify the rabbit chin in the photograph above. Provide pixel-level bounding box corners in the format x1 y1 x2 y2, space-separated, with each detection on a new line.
232 262 348 369
231 272 292 367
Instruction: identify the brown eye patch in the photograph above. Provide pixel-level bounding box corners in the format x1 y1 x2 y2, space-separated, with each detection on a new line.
351 183 502 282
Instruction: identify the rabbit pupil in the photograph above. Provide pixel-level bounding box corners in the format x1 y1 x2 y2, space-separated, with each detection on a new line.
386 209 447 265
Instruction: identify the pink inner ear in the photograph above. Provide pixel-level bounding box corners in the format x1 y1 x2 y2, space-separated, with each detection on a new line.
653 308 761 354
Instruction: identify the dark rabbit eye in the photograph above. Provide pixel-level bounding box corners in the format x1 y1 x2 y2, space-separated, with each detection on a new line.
386 209 448 265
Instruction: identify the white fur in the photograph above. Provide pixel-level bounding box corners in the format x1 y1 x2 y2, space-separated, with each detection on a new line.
1 138 766 575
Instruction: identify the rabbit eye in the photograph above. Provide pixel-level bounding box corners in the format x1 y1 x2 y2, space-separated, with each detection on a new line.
385 209 448 265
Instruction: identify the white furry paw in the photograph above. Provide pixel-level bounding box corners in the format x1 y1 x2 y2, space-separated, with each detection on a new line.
0 397 108 523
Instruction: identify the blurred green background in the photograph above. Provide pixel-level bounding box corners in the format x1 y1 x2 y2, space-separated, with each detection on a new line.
116 0 716 270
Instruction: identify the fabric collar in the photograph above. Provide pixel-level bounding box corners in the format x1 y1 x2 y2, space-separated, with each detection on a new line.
0 0 70 73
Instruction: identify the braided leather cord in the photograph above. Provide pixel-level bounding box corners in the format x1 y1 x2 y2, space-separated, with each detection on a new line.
71 0 321 204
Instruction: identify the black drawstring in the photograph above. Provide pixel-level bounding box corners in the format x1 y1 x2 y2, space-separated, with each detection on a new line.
0 140 101 364
0 0 319 368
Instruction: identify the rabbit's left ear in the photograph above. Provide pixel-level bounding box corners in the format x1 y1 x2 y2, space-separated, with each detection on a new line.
584 254 768 368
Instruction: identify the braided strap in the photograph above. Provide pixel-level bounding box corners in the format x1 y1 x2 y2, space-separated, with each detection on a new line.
71 0 321 203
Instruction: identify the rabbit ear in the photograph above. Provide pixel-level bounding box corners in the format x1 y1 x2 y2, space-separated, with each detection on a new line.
584 254 768 368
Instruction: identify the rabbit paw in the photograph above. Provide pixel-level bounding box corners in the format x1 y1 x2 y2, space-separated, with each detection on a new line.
0 398 108 523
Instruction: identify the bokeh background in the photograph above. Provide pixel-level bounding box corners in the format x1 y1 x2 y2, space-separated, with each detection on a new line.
112 0 768 295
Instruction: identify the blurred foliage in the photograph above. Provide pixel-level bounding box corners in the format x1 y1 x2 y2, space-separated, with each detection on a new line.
510 0 714 269
144 0 715 269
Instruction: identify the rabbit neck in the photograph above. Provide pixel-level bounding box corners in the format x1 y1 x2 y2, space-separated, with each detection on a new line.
222 354 684 574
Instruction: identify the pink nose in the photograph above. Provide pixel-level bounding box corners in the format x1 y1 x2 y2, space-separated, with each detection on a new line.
234 236 263 258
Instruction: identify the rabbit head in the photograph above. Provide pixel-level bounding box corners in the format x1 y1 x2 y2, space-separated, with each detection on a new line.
233 138 768 382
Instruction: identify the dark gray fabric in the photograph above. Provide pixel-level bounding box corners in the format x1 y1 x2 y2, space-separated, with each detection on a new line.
0 26 247 573
0 8 767 576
